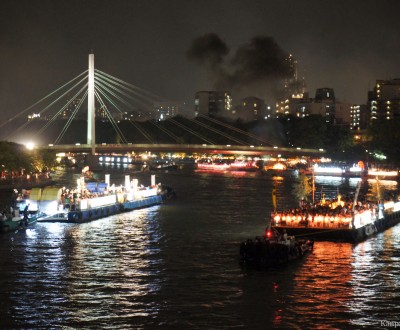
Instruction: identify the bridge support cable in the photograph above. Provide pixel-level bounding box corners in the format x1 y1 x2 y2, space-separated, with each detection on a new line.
95 91 128 144
0 70 88 130
54 91 89 145
35 84 88 138
132 114 217 145
95 79 144 114
94 71 190 143
167 118 216 145
6 77 88 140
95 69 166 102
96 75 179 143
94 89 128 144
197 114 275 146
94 71 159 115
179 117 249 145
95 72 156 111
94 83 155 144
146 120 182 143
127 120 154 144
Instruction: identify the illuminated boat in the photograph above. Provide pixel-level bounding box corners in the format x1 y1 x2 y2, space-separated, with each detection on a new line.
229 160 259 172
263 162 295 176
271 198 400 243
368 168 399 178
197 159 260 172
20 174 164 223
196 159 231 171
312 163 366 177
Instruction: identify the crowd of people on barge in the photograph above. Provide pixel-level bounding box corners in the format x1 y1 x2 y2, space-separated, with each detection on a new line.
271 197 379 229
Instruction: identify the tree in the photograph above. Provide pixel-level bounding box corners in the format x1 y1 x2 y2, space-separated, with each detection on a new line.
366 119 400 163
367 177 385 203
283 115 327 149
31 149 58 172
292 173 313 202
0 141 33 173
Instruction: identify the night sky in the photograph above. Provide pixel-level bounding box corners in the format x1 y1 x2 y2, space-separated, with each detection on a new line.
1 0 400 118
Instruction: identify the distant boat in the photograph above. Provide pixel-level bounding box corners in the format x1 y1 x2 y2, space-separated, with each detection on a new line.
368 168 399 178
311 163 366 177
196 159 260 172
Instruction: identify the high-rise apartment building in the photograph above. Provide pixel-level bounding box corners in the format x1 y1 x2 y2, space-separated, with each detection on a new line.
239 96 266 120
313 88 336 124
350 104 369 130
368 79 400 122
194 91 232 117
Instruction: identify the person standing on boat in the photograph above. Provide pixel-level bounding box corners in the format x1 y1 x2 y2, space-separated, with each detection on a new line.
282 229 288 242
23 204 30 226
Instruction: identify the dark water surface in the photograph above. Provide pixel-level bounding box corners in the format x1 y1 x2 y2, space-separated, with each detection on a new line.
1 169 399 329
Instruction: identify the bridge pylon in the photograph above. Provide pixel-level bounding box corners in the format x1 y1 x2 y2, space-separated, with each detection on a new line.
87 53 95 154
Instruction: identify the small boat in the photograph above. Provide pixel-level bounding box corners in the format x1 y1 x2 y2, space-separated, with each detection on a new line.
0 207 38 233
239 231 314 268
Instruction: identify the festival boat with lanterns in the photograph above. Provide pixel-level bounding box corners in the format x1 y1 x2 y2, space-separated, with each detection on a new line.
196 158 260 172
309 161 367 177
271 184 400 243
367 167 399 178
17 173 165 223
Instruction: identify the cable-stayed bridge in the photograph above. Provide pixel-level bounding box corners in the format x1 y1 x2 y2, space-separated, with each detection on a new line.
0 54 324 158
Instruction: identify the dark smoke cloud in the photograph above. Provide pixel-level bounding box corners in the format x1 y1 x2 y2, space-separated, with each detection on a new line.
230 36 293 83
187 34 294 102
186 33 229 66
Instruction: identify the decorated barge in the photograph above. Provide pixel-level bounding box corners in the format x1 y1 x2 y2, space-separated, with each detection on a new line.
271 199 400 243
19 173 165 223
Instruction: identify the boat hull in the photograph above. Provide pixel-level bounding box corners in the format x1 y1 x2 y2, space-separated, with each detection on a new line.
240 238 314 269
0 216 37 233
273 210 400 243
67 195 163 223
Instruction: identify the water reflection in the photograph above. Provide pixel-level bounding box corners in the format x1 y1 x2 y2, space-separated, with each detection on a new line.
62 207 164 325
285 242 355 328
349 226 400 327
367 178 398 190
1 169 399 328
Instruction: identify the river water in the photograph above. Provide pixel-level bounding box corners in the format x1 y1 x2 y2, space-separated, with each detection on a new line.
0 168 399 329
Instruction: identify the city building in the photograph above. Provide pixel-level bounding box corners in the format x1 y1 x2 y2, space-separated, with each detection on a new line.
284 54 307 99
194 91 232 117
350 104 369 130
368 78 400 122
276 92 312 119
313 88 336 124
275 54 308 118
275 87 352 126
154 101 182 121
236 96 266 120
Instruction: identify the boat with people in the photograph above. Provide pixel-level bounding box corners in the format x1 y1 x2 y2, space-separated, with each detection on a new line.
271 179 400 243
0 203 38 233
239 230 314 268
16 172 170 223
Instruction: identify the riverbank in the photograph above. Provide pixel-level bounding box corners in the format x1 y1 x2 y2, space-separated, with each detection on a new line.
0 174 54 190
